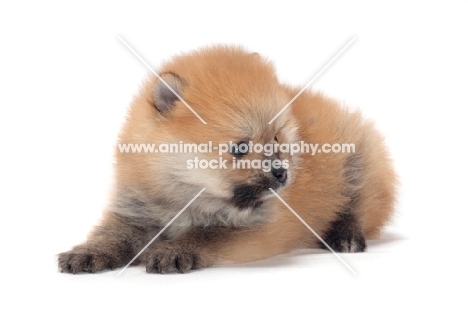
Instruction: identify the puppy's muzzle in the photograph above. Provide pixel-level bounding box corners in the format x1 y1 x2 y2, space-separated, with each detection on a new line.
271 167 287 184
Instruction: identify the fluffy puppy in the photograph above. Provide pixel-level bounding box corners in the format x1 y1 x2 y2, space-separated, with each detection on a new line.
58 46 395 274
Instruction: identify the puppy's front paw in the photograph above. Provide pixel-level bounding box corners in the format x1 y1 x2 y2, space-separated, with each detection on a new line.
146 243 200 274
58 250 119 274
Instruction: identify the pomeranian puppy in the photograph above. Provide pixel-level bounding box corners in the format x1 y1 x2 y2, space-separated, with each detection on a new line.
58 46 395 274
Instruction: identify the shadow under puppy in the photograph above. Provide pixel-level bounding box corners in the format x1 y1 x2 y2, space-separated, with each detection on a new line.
58 46 396 274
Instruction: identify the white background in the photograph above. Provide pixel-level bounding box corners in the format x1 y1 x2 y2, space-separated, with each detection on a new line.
1 1 467 310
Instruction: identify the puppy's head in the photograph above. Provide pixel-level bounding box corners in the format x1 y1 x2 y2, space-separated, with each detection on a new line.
120 46 299 219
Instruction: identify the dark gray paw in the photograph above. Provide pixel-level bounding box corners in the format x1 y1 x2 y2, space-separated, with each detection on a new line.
325 231 366 253
58 250 119 274
146 243 199 274
321 215 367 253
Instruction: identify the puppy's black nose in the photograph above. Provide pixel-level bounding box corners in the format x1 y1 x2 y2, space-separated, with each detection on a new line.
272 167 287 184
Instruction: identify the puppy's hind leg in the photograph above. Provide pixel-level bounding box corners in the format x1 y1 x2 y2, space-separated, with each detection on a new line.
320 211 366 253
58 211 148 273
321 153 366 253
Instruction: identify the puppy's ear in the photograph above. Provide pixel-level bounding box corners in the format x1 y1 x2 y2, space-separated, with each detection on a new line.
152 73 184 114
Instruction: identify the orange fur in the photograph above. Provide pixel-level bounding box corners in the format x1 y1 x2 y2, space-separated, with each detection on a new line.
59 45 396 273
